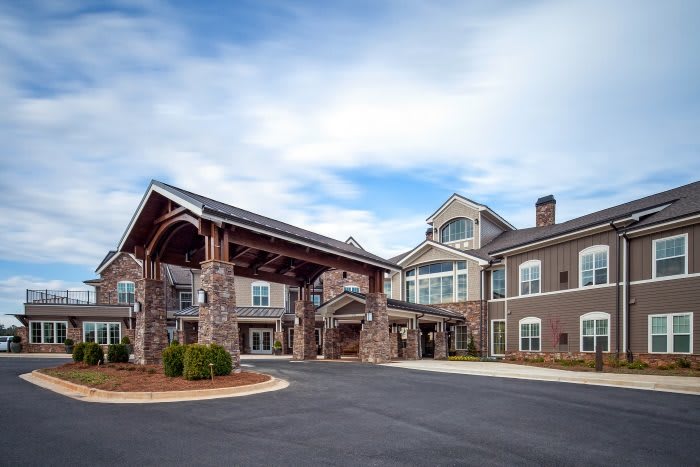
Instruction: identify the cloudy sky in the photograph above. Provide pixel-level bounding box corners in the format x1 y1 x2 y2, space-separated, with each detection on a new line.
1 0 699 325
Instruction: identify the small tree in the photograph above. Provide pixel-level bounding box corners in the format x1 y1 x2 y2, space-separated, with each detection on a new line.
467 331 478 357
548 317 563 352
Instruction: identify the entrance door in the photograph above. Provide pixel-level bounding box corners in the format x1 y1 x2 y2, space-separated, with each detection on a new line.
250 329 273 354
491 320 506 356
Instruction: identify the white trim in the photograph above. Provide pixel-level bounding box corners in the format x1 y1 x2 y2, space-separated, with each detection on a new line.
96 252 142 275
505 282 617 301
343 285 361 293
579 245 610 288
439 217 475 243
652 233 688 279
579 311 610 353
397 240 489 266
455 324 469 350
82 321 121 345
625 213 700 236
249 328 273 354
518 317 541 352
647 312 693 354
179 291 193 310
630 272 700 286
426 193 515 230
491 224 610 256
288 327 294 349
490 319 506 356
117 281 135 304
28 320 68 344
251 281 271 307
491 267 505 300
518 260 541 296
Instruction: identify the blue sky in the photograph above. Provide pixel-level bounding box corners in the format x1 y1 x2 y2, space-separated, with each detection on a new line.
1 0 699 325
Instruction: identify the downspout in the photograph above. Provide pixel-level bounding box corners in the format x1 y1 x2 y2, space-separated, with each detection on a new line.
623 232 632 362
609 222 621 356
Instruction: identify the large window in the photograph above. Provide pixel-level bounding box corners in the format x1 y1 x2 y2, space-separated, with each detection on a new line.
492 269 505 299
649 313 692 354
653 235 687 278
440 218 474 243
455 325 469 350
179 292 192 310
519 317 541 351
580 246 608 287
456 261 468 301
83 322 121 345
519 261 541 296
29 321 67 344
405 269 416 303
117 281 135 304
383 277 392 297
580 312 609 352
418 262 454 304
252 281 270 307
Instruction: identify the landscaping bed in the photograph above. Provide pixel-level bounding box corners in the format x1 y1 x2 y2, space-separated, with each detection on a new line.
503 359 700 377
40 362 270 392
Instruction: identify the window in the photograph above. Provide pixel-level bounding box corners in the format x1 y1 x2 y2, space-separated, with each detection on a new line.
492 269 505 299
491 320 506 355
83 322 121 345
252 281 270 307
440 218 474 243
519 261 541 296
405 269 416 303
455 325 469 350
580 246 608 287
653 235 687 278
288 328 294 349
580 312 609 352
315 328 322 348
344 285 360 293
29 321 67 344
456 261 468 302
418 262 454 304
648 313 692 353
519 317 541 351
383 278 392 297
179 292 192 310
311 294 321 307
117 281 135 304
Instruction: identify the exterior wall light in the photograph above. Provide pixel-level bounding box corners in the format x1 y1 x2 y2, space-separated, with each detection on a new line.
197 289 207 305
294 316 300 325
133 302 141 313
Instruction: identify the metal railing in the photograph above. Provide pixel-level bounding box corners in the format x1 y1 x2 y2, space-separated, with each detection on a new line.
26 289 97 305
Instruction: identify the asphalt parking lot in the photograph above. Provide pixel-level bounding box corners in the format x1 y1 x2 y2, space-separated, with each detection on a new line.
1 358 698 466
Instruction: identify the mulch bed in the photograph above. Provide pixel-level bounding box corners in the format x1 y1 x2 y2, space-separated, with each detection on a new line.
40 362 271 392
503 360 700 377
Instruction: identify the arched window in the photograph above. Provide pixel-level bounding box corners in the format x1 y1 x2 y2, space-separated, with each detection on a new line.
580 312 610 352
251 281 270 307
579 245 609 287
519 317 541 352
519 260 541 296
117 281 135 304
440 218 474 243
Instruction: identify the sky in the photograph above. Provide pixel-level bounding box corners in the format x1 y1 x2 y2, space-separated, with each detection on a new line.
1 0 699 326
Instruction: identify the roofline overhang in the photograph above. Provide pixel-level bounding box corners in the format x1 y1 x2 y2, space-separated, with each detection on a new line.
622 212 700 238
397 240 490 266
426 193 516 230
95 251 141 275
489 223 612 256
317 291 462 319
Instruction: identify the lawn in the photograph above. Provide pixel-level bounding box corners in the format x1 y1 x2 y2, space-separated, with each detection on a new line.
504 358 700 377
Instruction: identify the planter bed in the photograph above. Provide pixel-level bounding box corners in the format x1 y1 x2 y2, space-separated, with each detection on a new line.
40 362 270 392
503 360 700 377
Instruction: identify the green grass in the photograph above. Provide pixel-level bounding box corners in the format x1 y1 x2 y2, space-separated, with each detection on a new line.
46 369 110 387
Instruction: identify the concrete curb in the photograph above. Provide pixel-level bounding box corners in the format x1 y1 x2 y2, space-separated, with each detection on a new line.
381 364 700 395
0 353 72 359
21 370 289 403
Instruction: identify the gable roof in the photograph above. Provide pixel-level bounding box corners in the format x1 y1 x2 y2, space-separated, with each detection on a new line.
95 251 117 272
426 193 515 230
318 291 464 320
482 180 700 256
95 251 141 274
397 240 491 267
118 180 399 272
345 236 364 250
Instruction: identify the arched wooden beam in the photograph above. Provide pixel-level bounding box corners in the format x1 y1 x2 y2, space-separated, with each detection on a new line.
307 265 331 285
154 222 191 258
145 212 200 256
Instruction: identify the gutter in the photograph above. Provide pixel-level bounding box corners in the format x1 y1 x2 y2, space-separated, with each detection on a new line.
609 222 621 355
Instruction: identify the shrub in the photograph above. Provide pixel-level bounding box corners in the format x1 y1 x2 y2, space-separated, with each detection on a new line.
183 344 212 380
120 336 131 345
107 344 129 363
64 338 74 346
677 357 691 369
273 340 282 350
627 360 648 370
162 343 186 377
467 332 478 357
210 344 233 376
170 340 180 346
83 342 104 366
606 356 624 368
448 355 480 361
531 357 545 363
585 360 596 368
72 342 87 362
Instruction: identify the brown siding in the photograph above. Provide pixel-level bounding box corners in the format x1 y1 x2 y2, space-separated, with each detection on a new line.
629 224 700 282
506 230 619 297
488 301 505 320
628 275 700 355
506 286 618 353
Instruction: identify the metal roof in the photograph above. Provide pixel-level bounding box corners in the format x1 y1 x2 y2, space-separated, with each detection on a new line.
174 306 286 318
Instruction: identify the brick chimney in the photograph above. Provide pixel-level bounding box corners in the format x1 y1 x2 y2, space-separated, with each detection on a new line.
536 195 556 227
425 227 434 241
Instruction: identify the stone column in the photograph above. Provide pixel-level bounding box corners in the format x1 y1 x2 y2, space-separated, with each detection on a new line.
293 300 317 360
134 278 168 365
405 329 420 360
434 331 448 360
198 260 240 371
390 331 401 360
323 327 341 359
359 293 391 363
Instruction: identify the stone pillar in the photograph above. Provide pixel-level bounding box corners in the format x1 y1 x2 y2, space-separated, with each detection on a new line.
134 278 168 365
434 331 448 360
359 293 391 363
198 260 240 371
293 300 316 360
323 327 341 359
16 326 28 353
405 329 420 360
390 331 401 360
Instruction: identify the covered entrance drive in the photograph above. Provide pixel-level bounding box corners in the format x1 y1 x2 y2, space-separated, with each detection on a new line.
117 180 400 367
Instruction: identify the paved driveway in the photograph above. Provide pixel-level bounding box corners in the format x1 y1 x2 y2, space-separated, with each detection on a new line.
1 358 698 466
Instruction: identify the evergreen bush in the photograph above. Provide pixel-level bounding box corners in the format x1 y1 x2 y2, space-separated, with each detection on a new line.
210 344 233 376
163 343 187 377
183 344 212 380
107 344 130 363
83 342 104 365
72 342 86 362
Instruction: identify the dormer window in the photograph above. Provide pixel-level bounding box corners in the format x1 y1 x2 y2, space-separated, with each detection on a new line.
440 218 474 243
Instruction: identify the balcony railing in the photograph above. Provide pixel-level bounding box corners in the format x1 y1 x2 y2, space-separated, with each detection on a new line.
26 290 97 305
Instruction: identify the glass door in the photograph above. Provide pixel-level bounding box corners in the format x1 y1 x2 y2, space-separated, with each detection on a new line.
492 320 506 356
251 329 273 354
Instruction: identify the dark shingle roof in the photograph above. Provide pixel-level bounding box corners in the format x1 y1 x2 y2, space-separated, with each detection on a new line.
174 306 286 318
95 251 117 272
166 264 192 286
153 181 398 270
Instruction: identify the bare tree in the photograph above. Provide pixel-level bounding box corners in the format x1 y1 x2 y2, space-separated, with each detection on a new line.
548 317 563 352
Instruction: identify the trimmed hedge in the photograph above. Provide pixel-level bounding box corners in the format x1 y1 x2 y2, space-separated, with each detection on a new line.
72 342 87 362
210 344 233 376
163 343 186 377
120 336 131 345
448 355 480 362
183 344 211 380
107 344 130 363
83 342 104 366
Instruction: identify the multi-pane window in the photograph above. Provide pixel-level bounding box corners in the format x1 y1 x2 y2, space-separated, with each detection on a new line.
418 262 454 304
383 278 392 297
581 312 609 352
492 320 506 355
456 261 468 302
179 292 192 310
649 313 692 353
29 321 67 344
83 322 121 345
455 325 469 350
311 294 321 307
653 235 687 278
405 269 416 303
519 318 541 351
580 246 608 287
344 285 360 293
117 281 135 304
492 269 505 299
252 282 270 307
440 218 474 243
519 261 541 296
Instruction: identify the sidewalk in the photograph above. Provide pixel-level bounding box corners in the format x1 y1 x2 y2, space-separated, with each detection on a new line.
382 360 700 395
